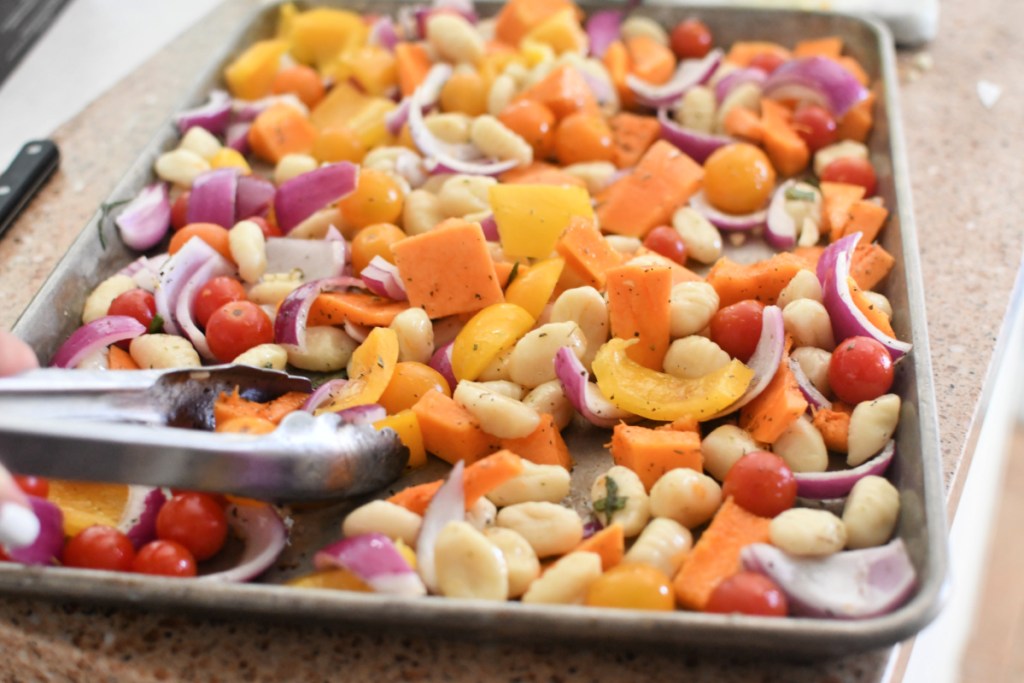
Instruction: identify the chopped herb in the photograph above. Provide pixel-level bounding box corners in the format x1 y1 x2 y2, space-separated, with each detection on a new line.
785 187 817 202
148 314 165 334
593 475 627 515
505 261 521 288
377 355 385 369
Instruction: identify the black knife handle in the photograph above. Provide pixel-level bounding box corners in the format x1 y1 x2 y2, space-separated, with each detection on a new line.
0 139 60 238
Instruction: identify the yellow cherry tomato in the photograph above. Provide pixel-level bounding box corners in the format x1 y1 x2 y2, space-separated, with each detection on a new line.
350 222 407 275
451 303 535 382
591 338 753 421
339 168 405 230
377 362 451 415
585 563 675 611
703 142 776 215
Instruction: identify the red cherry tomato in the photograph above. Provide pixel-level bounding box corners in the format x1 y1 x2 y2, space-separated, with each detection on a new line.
193 276 247 329
62 525 136 572
705 571 788 616
670 19 712 59
643 226 688 265
709 299 764 363
14 475 49 498
155 492 229 562
246 215 282 239
108 289 157 332
132 540 197 577
791 104 838 153
205 301 274 363
820 157 878 196
170 192 190 231
721 451 797 518
828 336 894 405
747 51 787 74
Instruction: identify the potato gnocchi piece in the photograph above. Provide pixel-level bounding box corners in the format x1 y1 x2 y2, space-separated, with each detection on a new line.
521 551 602 605
342 500 423 547
590 466 649 537
623 518 693 578
495 501 583 558
434 521 508 601
482 527 541 599
486 460 572 507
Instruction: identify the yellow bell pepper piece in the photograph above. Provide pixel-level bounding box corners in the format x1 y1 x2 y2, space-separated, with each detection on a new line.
224 39 290 100
489 184 594 259
327 46 398 97
374 409 426 469
452 303 535 382
275 3 298 40
288 8 368 69
310 82 396 149
286 569 371 591
592 338 754 421
504 258 565 319
524 8 588 55
318 327 399 413
209 148 252 174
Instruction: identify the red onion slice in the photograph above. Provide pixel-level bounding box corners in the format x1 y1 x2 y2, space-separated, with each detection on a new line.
274 276 366 349
741 537 916 618
361 256 408 301
368 15 400 51
302 379 349 413
794 440 895 499
788 357 832 411
627 48 723 109
265 237 347 282
714 67 768 103
7 496 62 565
385 64 449 136
554 346 633 428
417 459 466 593
763 56 869 118
52 316 146 368
175 252 236 360
118 486 168 549
200 504 288 583
819 235 912 361
0 467 36 550
585 9 624 59
428 342 456 391
115 183 172 252
657 108 733 164
479 214 499 241
765 179 800 250
689 189 767 232
174 89 231 136
154 237 222 336
187 168 239 228
225 121 252 154
315 532 426 596
344 320 371 343
335 404 387 425
236 174 275 220
274 163 358 234
231 94 307 122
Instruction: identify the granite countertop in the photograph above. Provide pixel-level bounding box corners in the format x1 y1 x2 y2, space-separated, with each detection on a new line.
0 0 1020 680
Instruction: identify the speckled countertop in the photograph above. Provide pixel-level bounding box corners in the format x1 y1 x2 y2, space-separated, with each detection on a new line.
0 0 1020 680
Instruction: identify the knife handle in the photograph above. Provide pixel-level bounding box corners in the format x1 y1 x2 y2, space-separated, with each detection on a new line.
0 140 60 238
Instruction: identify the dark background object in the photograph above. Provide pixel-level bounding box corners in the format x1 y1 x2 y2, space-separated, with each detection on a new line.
0 0 73 87
0 139 60 238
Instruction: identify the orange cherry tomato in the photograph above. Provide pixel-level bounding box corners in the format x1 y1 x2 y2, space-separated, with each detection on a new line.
585 563 675 611
498 99 556 160
350 222 407 275
168 223 233 262
377 362 452 414
703 143 776 215
439 70 488 116
313 126 367 164
339 169 405 230
270 64 326 108
554 112 615 165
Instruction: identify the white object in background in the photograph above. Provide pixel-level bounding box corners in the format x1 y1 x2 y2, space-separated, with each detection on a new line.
675 0 940 45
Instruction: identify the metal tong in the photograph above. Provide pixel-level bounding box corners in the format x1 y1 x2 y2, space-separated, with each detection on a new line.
0 365 408 502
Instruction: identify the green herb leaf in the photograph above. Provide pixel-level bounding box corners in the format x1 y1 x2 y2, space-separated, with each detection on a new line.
785 187 817 202
505 261 521 288
148 314 165 334
593 475 628 515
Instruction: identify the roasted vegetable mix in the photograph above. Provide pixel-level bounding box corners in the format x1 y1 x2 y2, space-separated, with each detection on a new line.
8 0 917 619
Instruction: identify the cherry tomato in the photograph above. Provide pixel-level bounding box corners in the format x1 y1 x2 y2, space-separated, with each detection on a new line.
748 51 787 74
170 192 190 231
703 143 776 215
721 451 797 518
339 169 405 231
13 475 48 498
205 301 274 363
193 276 247 329
705 571 788 616
62 525 136 572
643 226 688 265
270 64 326 109
820 157 877 196
350 222 407 275
108 289 157 331
132 540 197 577
585 563 675 611
670 18 713 59
155 492 228 562
709 299 764 363
828 336 894 405
245 215 282 239
792 104 838 153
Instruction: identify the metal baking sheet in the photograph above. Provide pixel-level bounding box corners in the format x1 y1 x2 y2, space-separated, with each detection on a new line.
3 0 947 657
